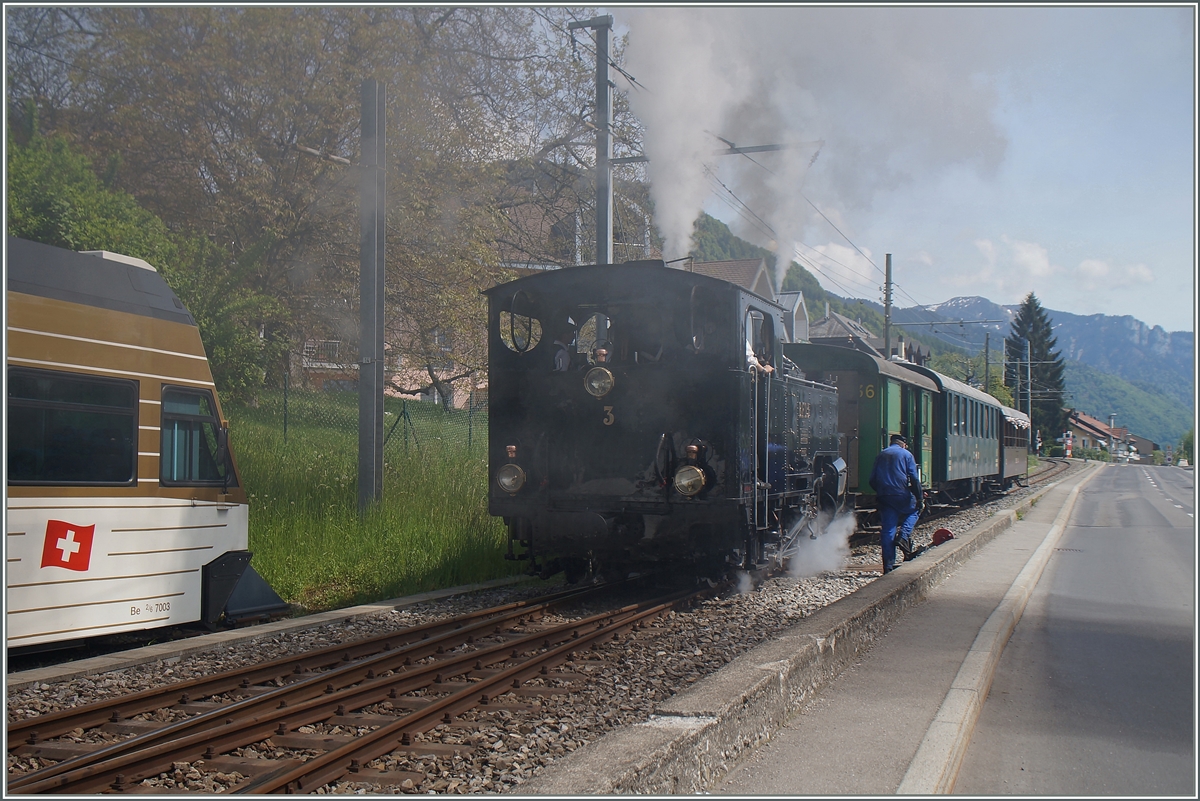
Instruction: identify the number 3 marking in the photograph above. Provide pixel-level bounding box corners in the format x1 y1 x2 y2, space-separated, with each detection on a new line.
603 406 615 426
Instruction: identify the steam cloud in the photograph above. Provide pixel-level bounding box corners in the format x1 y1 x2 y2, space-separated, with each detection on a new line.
787 511 856 578
618 7 1009 289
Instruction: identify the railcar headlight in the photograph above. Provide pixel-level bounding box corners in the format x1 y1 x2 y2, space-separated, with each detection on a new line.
673 465 706 496
496 463 526 494
584 366 615 398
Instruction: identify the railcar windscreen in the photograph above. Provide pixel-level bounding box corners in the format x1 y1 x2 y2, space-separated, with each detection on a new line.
161 387 235 486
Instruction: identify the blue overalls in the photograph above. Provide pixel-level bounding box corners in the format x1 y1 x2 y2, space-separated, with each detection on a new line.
869 442 921 573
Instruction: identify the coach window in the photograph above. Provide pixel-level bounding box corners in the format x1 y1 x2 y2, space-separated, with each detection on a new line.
161 387 234 486
6 367 137 485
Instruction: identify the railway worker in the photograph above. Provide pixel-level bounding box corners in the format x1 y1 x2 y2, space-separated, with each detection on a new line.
552 324 574 371
745 338 774 375
869 433 923 574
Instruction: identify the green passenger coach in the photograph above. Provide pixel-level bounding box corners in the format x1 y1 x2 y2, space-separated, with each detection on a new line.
782 343 937 502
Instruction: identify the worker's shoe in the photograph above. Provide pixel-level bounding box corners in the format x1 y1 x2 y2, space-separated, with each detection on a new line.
895 537 913 557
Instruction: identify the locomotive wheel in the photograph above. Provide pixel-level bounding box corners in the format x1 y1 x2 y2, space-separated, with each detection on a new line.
561 558 589 585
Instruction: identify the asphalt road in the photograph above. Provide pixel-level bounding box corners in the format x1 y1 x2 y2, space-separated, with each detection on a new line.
953 464 1195 795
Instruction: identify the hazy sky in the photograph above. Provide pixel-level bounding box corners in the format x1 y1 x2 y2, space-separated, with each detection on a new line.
611 6 1195 332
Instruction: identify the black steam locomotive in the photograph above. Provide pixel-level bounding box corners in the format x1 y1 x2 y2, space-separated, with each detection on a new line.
485 260 846 581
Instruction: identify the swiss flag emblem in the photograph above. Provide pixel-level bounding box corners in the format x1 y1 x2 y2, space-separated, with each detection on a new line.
40 520 96 572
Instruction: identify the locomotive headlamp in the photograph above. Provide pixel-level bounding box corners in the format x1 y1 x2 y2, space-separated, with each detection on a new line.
673 465 706 496
496 463 526 494
584 366 615 398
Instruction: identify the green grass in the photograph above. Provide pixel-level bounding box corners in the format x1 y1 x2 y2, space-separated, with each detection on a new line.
225 390 522 612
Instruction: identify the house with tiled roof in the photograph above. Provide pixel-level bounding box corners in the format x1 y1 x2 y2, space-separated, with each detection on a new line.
684 258 776 300
1066 409 1118 453
681 258 810 343
804 302 930 365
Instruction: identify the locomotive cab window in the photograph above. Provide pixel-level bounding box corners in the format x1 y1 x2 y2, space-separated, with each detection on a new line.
499 310 543 353
575 304 669 365
161 387 235 486
744 309 774 370
7 367 137 485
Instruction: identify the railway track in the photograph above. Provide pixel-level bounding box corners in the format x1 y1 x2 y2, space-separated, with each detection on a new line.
7 581 715 795
1026 457 1070 485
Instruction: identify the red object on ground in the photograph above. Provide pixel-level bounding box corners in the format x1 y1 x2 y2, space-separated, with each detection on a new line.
932 528 954 546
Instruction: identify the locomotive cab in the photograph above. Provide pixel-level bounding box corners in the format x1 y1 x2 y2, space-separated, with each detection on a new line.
485 262 843 579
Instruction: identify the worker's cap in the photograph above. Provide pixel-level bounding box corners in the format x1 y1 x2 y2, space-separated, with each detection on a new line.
890 433 908 445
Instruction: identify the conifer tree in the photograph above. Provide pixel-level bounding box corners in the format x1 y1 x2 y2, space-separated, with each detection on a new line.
1005 292 1067 450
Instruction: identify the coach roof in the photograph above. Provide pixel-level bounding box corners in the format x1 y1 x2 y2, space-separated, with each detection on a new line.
6 236 195 327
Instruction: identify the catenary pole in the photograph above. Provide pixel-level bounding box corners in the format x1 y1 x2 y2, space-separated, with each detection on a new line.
984 332 990 396
883 253 892 358
359 79 386 513
568 15 613 265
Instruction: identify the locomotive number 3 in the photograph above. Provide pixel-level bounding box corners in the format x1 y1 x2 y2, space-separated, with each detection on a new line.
859 384 876 399
603 406 615 426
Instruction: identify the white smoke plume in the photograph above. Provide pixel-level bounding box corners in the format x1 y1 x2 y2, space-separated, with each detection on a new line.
787 511 856 578
617 7 1009 288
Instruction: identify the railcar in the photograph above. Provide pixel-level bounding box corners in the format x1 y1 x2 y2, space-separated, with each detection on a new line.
780 342 937 506
485 261 845 580
999 405 1031 488
895 362 1006 500
785 341 1023 511
5 236 278 650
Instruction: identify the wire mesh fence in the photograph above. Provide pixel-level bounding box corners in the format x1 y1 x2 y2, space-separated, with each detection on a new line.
233 384 488 460
221 381 505 610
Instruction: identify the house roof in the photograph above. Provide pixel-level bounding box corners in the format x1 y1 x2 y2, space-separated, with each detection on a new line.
1067 409 1114 440
683 259 775 300
776 290 805 313
809 310 877 341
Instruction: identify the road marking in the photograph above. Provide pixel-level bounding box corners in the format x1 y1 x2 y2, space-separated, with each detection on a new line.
898 467 1102 794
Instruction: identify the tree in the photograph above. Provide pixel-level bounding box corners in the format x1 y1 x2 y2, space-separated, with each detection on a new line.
1179 428 1193 464
7 128 286 403
6 7 645 404
1005 292 1066 447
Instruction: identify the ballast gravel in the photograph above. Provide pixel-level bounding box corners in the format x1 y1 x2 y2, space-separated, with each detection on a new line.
6 468 1071 793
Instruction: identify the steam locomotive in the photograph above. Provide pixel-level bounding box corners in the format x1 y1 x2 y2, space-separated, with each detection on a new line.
484 260 846 581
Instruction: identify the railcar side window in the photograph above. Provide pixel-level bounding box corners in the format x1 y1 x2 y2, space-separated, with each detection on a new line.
161 388 234 486
7 367 137 485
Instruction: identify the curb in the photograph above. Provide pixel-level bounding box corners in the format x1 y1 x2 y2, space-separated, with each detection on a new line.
6 576 530 692
519 466 1098 794
897 462 1102 794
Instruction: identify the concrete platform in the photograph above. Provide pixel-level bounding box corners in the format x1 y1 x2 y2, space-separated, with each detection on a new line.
520 463 1102 794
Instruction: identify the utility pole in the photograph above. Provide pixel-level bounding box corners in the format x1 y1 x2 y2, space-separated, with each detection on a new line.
568 15 613 266
358 79 386 513
883 253 892 359
1025 338 1033 452
984 332 990 397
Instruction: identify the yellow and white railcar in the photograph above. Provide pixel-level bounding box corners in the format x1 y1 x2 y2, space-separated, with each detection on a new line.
6 236 261 649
